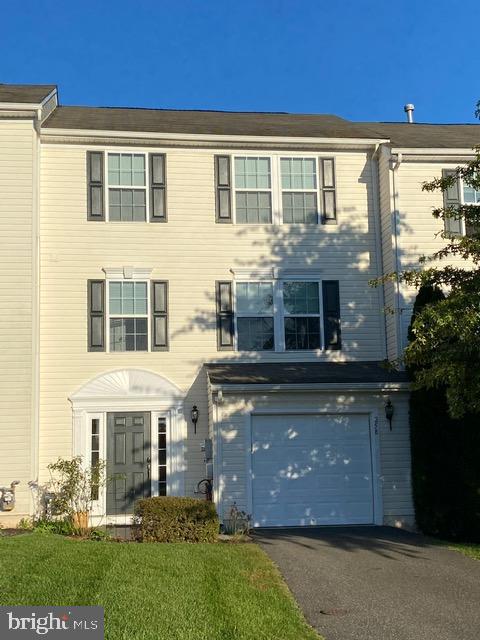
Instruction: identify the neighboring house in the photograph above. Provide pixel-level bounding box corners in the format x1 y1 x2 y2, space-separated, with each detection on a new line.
0 84 478 529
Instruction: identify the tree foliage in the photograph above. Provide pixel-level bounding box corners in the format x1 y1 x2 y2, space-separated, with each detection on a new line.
375 119 480 418
408 285 480 541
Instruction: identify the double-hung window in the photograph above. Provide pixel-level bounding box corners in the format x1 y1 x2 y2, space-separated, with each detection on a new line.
226 279 338 352
235 282 275 350
217 155 336 224
234 157 272 223
108 154 147 221
281 158 318 223
283 281 321 350
109 281 148 351
87 150 167 222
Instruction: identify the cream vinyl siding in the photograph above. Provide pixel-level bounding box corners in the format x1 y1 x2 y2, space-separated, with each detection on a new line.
214 391 414 527
0 120 36 519
39 144 385 495
391 159 471 352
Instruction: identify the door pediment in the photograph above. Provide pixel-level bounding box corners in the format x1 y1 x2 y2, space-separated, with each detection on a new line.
70 368 184 404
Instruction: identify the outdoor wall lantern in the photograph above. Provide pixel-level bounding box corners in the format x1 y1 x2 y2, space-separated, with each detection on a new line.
385 399 394 430
191 405 199 434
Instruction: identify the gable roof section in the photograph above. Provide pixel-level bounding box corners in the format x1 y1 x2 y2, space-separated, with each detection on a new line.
42 106 374 139
0 84 56 104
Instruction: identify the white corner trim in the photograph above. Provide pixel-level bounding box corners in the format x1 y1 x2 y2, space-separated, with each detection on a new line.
103 266 153 280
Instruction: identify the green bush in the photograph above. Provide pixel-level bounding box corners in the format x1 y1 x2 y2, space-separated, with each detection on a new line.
133 497 219 543
409 285 480 542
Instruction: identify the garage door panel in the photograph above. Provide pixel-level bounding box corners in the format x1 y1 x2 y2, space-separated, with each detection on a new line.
254 500 375 527
252 413 374 527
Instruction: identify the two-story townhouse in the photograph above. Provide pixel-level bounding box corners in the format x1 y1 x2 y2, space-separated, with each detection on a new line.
1 84 478 529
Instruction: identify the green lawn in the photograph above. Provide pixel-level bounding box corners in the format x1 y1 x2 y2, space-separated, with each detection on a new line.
446 542 480 560
0 533 320 640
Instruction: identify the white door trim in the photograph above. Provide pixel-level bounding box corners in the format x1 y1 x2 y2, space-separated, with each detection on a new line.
70 368 186 523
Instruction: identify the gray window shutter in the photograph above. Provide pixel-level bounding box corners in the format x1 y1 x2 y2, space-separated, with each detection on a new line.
320 157 337 224
216 281 234 349
442 169 462 236
150 154 167 222
322 280 341 350
87 151 105 220
88 280 105 351
151 281 168 350
215 156 232 223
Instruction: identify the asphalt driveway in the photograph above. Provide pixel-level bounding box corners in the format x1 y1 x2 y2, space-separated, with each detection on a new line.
255 526 480 640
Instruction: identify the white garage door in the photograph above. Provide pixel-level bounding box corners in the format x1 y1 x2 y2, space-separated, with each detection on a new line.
252 413 374 527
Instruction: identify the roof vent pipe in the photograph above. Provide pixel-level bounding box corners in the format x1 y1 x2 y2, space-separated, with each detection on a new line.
404 103 415 123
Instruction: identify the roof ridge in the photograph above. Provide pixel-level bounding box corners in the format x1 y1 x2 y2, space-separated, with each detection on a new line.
54 104 345 118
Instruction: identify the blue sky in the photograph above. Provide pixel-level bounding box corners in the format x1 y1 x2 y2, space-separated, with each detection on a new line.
2 1 478 123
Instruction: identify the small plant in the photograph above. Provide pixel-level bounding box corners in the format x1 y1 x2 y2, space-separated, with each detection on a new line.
88 527 111 542
17 517 34 531
47 456 106 534
33 517 76 536
133 497 219 543
223 502 251 536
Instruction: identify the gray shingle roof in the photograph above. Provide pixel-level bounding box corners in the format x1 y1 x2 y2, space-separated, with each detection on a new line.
42 105 480 148
206 361 409 385
0 82 474 148
0 84 56 103
358 122 480 149
43 106 373 139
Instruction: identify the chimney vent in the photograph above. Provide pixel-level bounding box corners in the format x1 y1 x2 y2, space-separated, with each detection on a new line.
404 103 415 123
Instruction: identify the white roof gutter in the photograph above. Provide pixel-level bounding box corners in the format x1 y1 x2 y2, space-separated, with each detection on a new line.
40 127 390 147
210 382 409 393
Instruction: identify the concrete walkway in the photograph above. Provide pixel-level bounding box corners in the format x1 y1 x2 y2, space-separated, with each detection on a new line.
255 526 480 640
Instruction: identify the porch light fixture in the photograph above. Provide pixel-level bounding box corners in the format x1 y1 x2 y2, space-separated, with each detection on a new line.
191 405 199 434
385 399 394 430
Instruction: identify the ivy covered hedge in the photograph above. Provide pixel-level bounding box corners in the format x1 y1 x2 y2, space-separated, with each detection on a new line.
409 286 480 542
133 497 219 543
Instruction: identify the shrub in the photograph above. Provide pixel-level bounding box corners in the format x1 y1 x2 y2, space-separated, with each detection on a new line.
47 456 106 529
409 285 480 542
133 497 219 543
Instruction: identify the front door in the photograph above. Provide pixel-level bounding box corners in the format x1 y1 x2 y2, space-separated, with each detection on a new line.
106 412 151 515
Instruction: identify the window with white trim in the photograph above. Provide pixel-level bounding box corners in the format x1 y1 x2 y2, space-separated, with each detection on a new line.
158 417 167 496
235 282 274 350
463 180 480 205
233 279 329 352
91 418 100 500
108 281 148 351
283 281 321 350
280 158 319 223
234 157 272 223
229 155 332 224
108 153 146 221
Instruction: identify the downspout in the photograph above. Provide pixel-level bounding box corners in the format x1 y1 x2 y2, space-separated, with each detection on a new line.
30 109 41 496
390 152 404 360
370 143 388 359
